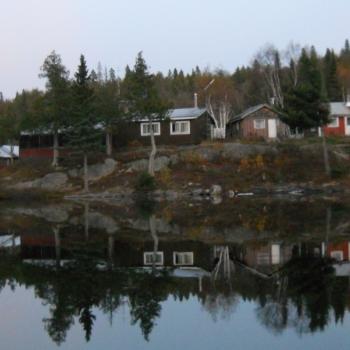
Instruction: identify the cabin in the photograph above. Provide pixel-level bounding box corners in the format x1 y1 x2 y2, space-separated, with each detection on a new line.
19 107 214 159
0 145 19 166
321 102 350 137
113 107 214 148
227 104 289 140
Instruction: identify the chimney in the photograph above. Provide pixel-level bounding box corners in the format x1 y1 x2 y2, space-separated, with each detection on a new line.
194 93 198 108
346 94 350 108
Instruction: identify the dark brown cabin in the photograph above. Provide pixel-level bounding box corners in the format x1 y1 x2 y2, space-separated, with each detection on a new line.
113 107 214 148
227 104 289 140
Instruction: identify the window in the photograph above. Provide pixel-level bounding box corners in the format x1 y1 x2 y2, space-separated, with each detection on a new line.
254 119 266 129
328 117 339 128
170 121 190 135
143 252 164 265
173 252 194 266
140 122 161 136
330 251 344 262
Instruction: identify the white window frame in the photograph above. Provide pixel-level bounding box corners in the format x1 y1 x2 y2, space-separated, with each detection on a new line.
328 117 339 128
143 252 164 265
140 122 161 136
170 121 191 135
330 250 343 261
173 252 194 266
254 119 266 130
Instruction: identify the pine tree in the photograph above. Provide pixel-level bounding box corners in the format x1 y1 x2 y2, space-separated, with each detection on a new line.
39 51 70 167
283 48 329 130
323 49 342 101
283 48 330 175
124 52 169 176
67 55 103 192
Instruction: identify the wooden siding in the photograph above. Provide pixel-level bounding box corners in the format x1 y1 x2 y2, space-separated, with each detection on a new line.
113 113 212 148
228 107 288 139
323 116 346 136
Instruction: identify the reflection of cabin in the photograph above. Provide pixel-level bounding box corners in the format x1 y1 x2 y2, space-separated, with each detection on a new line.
326 242 350 262
227 104 289 140
242 243 293 274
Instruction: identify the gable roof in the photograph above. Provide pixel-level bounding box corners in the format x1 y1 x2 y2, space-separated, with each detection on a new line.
330 102 350 116
228 104 277 124
0 145 19 158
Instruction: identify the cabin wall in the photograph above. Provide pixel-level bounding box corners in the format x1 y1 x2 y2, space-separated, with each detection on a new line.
227 107 288 139
113 114 212 148
323 116 346 136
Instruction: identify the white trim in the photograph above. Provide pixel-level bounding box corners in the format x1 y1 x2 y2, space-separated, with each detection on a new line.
140 122 161 136
173 252 194 266
330 250 344 262
143 252 164 265
170 121 191 135
327 117 339 128
254 119 266 130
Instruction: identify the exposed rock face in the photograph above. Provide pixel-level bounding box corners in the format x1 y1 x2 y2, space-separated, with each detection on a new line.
68 158 117 181
222 143 277 160
13 172 69 191
210 184 222 196
6 204 72 223
126 156 172 172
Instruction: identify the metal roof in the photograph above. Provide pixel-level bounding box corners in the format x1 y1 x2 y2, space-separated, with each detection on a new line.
168 107 207 120
0 145 19 158
330 102 350 116
228 104 274 124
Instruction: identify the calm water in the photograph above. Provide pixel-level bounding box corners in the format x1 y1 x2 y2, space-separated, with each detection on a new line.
0 198 350 349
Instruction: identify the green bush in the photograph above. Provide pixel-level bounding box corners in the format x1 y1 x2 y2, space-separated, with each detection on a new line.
135 171 156 191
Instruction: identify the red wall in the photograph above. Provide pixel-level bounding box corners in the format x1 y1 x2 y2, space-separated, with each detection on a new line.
20 148 54 159
323 116 346 136
327 242 350 261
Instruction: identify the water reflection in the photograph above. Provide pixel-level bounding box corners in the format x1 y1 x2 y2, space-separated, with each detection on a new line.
0 198 350 347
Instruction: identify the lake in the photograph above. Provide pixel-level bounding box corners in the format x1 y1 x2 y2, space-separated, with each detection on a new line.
0 197 349 349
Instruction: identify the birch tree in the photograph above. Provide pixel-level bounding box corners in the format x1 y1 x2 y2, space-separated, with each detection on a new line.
256 44 284 108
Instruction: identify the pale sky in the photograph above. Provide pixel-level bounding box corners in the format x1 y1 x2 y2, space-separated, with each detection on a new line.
0 0 349 98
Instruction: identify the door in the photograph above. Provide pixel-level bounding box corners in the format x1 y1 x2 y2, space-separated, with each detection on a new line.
346 117 350 136
268 119 277 138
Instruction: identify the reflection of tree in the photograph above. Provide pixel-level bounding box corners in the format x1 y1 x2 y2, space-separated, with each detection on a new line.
128 273 167 341
256 255 337 335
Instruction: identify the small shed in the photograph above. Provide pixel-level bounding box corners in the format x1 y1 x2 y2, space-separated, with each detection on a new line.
227 104 289 140
0 145 19 166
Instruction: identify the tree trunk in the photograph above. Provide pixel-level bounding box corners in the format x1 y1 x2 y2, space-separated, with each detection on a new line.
83 153 89 192
106 131 112 157
53 226 61 268
149 215 158 271
9 141 14 165
52 131 59 167
84 202 90 240
322 130 331 177
148 120 157 177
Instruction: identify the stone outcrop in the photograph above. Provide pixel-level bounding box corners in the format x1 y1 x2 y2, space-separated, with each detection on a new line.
12 172 69 191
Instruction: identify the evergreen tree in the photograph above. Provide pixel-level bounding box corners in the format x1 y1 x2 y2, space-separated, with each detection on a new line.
39 51 70 167
67 55 103 192
283 48 329 130
323 49 342 101
283 48 330 175
124 52 169 176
